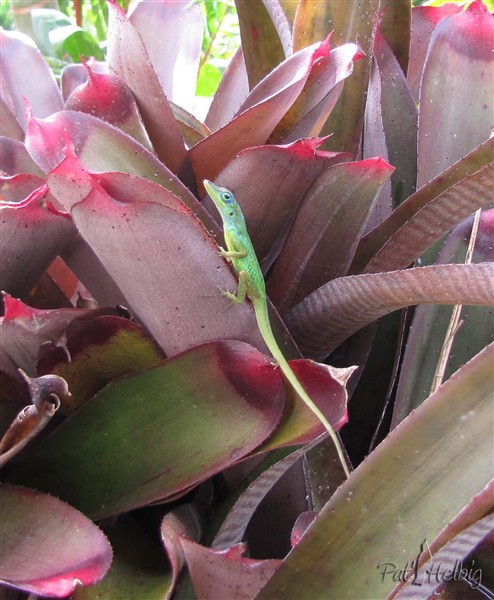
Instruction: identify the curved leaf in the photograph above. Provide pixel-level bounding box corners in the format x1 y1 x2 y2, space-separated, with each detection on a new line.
287 263 494 360
0 484 112 597
0 185 77 298
0 294 110 378
37 315 165 412
257 343 494 599
129 0 203 113
25 110 203 214
353 138 494 274
203 139 351 270
0 29 63 131
268 158 394 312
391 211 494 427
47 152 266 356
205 48 249 132
11 340 286 519
0 137 44 177
190 43 317 187
106 0 192 183
65 68 154 151
417 1 494 186
270 40 361 144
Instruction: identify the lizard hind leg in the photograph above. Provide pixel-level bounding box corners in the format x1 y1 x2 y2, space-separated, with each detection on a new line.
221 270 251 305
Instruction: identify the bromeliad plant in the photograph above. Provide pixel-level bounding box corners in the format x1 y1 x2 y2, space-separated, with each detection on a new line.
1 1 493 598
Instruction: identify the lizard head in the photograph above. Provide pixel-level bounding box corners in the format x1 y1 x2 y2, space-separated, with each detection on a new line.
203 179 244 224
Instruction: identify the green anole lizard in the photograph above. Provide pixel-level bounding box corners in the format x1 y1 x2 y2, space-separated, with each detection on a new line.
204 180 350 478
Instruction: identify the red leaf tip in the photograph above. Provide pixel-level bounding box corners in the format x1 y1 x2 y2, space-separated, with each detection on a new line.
312 32 333 62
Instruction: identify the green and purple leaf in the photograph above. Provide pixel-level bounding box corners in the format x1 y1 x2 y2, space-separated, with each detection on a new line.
37 315 165 412
11 341 286 519
0 484 112 597
391 210 494 427
258 343 494 599
235 0 286 89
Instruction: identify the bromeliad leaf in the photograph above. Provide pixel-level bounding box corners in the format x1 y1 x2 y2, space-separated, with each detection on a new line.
10 340 285 519
0 484 112 597
287 263 494 360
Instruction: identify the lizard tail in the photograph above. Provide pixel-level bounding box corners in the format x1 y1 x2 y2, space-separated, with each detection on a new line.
255 301 351 478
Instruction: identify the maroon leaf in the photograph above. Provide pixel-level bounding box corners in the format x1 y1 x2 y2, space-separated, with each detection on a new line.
65 66 153 151
25 109 201 211
268 158 394 312
0 138 44 177
205 48 249 132
190 42 318 187
181 539 281 600
46 150 266 356
364 31 417 210
287 263 494 360
129 0 203 113
202 138 351 270
0 29 63 131
0 294 106 378
0 185 77 298
107 0 192 184
0 484 112 597
417 1 494 186
270 38 362 144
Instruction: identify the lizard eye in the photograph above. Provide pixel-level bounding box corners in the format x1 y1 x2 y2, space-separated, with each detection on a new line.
222 192 232 203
